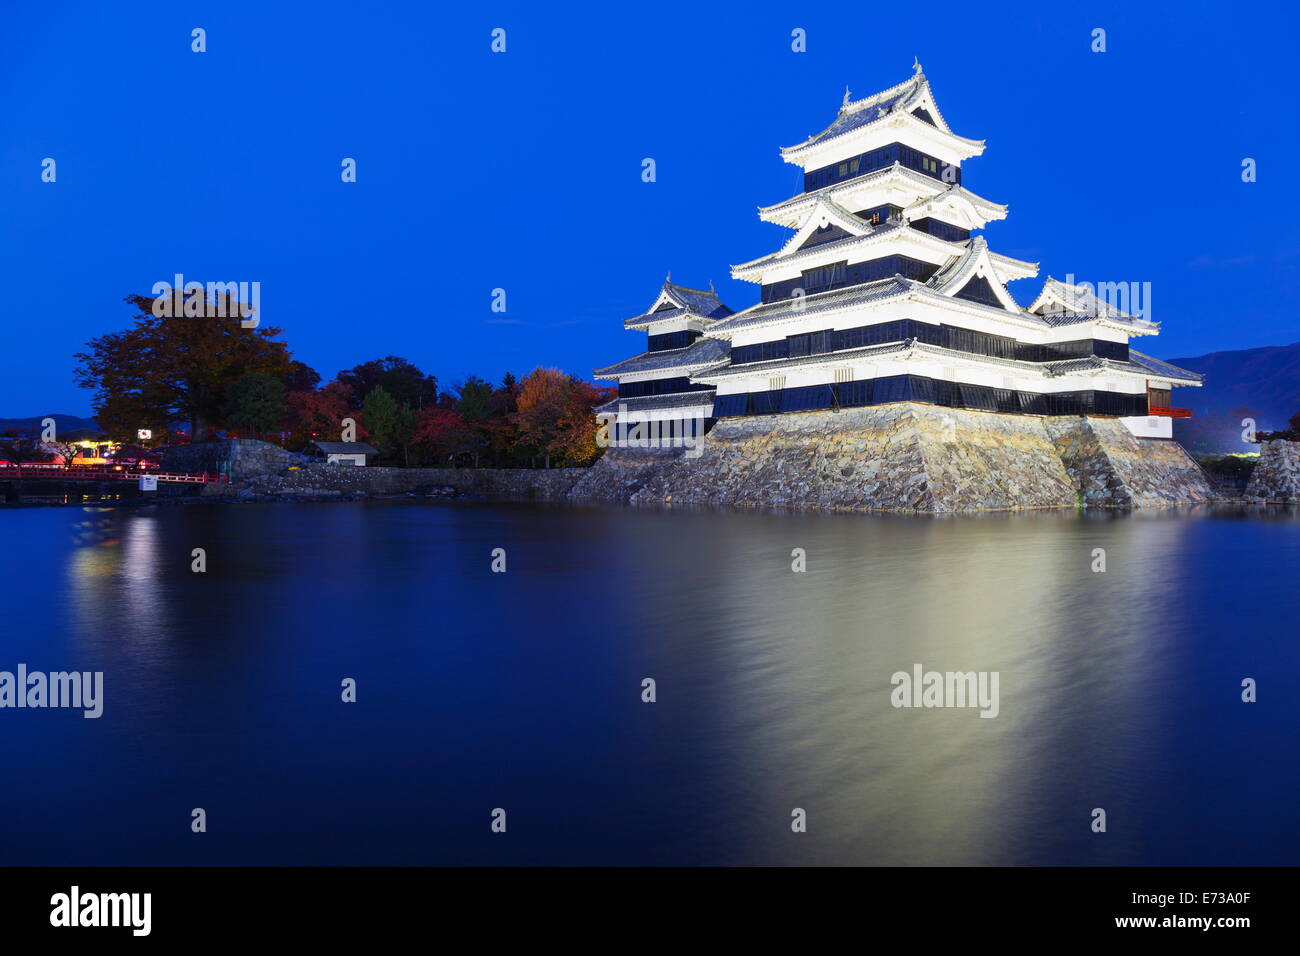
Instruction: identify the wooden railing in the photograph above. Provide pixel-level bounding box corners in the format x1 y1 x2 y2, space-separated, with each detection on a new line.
1148 405 1193 419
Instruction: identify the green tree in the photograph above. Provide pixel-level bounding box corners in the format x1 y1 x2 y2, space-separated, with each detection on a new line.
455 376 494 423
338 356 437 409
224 373 286 440
363 386 401 449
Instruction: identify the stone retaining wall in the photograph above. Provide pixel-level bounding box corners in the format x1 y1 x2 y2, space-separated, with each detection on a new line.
1244 439 1300 502
183 409 1214 513
568 404 1211 513
1045 417 1214 508
163 439 303 479
229 463 585 500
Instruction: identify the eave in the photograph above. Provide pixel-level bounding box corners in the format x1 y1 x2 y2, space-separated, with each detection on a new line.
758 164 1007 229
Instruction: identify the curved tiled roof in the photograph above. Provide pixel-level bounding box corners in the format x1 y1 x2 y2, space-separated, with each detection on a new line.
696 338 1201 385
695 340 912 379
621 280 734 329
759 163 1007 222
667 284 731 318
797 83 920 149
595 391 716 415
1126 350 1203 382
706 276 915 334
593 336 730 378
1028 278 1157 333
732 223 903 274
1043 352 1201 383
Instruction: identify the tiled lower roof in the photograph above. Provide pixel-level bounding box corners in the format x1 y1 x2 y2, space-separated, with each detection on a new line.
706 277 914 333
593 336 729 378
624 306 691 329
694 340 915 379
1036 309 1157 332
595 391 716 415
1041 354 1198 383
1127 350 1204 382
697 339 1193 383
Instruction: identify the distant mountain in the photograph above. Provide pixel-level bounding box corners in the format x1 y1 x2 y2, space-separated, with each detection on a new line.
1168 342 1300 455
0 414 101 439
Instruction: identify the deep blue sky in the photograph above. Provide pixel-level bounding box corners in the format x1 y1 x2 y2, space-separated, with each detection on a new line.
2 0 1297 416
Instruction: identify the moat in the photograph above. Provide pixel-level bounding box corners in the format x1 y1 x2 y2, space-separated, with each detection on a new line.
2 500 1297 865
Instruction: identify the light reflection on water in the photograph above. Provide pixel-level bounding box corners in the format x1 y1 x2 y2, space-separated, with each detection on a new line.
0 501 1297 865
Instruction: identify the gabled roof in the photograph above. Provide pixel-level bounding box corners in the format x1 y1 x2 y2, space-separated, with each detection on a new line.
927 238 1022 312
622 278 734 330
775 196 875 255
730 222 905 277
1027 278 1156 330
900 184 1010 233
759 163 1007 227
781 65 985 162
593 336 730 379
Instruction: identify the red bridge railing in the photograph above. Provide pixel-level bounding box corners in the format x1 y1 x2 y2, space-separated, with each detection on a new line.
0 463 227 484
1148 405 1193 419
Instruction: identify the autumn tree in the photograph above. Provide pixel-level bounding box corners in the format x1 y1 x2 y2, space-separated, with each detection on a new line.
74 294 299 442
283 381 359 449
553 378 616 466
413 407 471 465
511 368 613 468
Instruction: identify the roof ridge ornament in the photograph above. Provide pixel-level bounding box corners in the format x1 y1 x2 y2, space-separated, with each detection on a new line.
913 56 922 76
842 86 852 110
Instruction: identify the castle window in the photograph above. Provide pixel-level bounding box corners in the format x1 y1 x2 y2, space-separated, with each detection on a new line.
801 260 847 291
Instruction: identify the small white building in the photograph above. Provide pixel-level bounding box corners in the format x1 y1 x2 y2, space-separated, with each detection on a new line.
305 441 379 466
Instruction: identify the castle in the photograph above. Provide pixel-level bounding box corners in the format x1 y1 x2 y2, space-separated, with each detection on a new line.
584 65 1209 512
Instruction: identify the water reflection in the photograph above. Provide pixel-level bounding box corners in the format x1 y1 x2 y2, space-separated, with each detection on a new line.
0 501 1296 865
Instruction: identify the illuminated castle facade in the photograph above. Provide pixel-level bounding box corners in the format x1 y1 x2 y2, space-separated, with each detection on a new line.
596 64 1199 443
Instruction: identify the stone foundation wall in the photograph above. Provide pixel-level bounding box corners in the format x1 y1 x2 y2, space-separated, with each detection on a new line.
233 462 586 499
1244 439 1300 502
1045 417 1214 507
163 439 304 479
568 404 1211 513
184 414 1214 513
